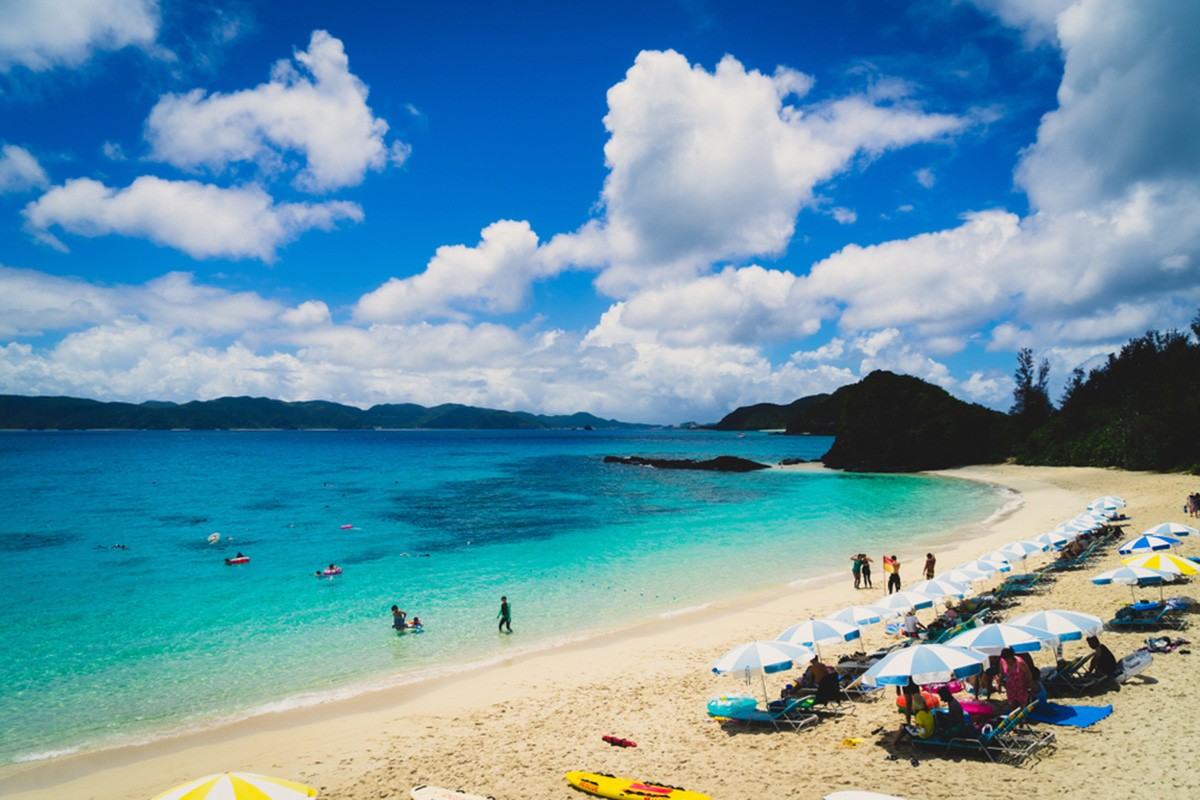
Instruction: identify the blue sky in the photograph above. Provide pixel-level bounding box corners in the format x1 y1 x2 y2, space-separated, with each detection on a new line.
1 0 1197 423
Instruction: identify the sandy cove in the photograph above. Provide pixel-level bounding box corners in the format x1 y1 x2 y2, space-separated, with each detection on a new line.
3 464 1199 800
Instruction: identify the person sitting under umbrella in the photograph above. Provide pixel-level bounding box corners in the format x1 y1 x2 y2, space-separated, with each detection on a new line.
1085 635 1118 679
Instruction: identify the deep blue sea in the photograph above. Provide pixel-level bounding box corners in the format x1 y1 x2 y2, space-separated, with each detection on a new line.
0 429 1004 764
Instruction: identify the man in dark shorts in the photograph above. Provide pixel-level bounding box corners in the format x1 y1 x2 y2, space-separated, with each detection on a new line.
498 595 512 633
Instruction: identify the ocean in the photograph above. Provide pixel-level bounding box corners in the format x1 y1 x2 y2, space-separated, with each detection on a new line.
0 428 1006 765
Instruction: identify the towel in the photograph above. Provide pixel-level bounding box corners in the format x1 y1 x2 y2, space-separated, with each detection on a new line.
1027 702 1112 728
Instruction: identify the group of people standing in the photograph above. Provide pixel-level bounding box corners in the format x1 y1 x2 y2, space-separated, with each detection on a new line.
850 552 937 593
1186 493 1200 517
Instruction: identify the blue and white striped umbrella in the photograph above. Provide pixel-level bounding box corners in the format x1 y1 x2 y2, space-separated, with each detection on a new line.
711 640 815 676
1034 530 1073 550
907 577 973 599
1141 522 1198 538
1075 511 1111 528
861 643 989 687
777 618 861 648
1007 609 1103 642
826 605 886 627
979 552 1016 570
1053 520 1094 536
1118 534 1182 555
869 589 942 614
954 559 1005 577
1089 495 1126 510
941 566 993 585
944 622 1060 655
1092 564 1176 585
999 540 1048 561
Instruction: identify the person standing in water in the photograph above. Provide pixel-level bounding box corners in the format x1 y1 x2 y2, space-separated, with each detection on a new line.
498 595 512 633
392 605 407 631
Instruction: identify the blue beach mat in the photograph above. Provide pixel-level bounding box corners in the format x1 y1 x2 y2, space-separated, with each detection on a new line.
1027 702 1113 728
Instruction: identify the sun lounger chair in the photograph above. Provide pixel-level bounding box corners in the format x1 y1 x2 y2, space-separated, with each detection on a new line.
1044 541 1100 572
1051 651 1153 695
1107 602 1186 632
798 672 857 716
910 702 1055 764
708 696 818 732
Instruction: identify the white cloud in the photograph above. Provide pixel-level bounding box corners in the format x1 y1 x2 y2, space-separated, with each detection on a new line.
23 176 363 260
545 49 966 295
354 220 549 324
831 207 857 224
145 29 408 193
0 145 49 193
915 167 935 188
0 0 160 71
969 0 1074 46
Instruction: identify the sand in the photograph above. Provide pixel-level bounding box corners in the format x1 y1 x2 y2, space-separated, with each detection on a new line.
3 464 1199 800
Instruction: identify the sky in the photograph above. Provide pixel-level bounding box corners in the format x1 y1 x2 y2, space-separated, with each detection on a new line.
0 0 1197 424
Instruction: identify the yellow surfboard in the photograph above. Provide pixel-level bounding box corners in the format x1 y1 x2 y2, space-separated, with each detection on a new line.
566 771 711 800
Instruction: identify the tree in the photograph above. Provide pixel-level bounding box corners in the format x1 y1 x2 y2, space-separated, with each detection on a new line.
1011 348 1052 435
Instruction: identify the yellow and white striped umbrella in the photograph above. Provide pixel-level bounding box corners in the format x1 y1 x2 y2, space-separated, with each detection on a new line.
151 772 317 800
1121 552 1200 576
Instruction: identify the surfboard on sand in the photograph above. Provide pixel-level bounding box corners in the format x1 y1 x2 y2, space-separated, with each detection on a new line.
410 785 493 800
566 771 711 800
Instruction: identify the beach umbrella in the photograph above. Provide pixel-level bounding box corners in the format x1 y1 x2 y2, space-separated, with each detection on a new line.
861 643 988 687
1142 522 1198 538
150 772 317 800
1117 534 1182 555
1007 609 1103 642
712 639 815 704
1121 552 1200 577
954 559 1005 577
1052 520 1093 536
1089 495 1126 510
1092 564 1176 602
1075 511 1111 527
827 605 887 627
941 566 993 585
999 540 1048 562
869 590 942 615
777 619 861 659
944 622 1060 655
907 577 973 600
1033 530 1073 550
978 552 1015 571
712 640 815 676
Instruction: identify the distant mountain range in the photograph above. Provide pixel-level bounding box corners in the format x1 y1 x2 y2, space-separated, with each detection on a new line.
0 395 649 431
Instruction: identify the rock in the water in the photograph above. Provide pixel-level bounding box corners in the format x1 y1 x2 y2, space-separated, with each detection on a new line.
602 455 770 472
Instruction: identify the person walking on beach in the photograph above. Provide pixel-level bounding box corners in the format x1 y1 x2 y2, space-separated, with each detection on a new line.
498 595 512 633
886 555 901 594
924 552 936 580
851 554 862 589
860 554 873 588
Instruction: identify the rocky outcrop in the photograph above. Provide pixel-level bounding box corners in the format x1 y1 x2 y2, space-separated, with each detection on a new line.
602 455 771 472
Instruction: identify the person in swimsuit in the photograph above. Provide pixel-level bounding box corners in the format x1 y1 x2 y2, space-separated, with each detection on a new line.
851 554 862 589
498 595 512 633
392 605 407 631
859 554 873 588
924 552 936 580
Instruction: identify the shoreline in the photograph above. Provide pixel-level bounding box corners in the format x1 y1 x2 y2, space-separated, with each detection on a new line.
4 464 1197 799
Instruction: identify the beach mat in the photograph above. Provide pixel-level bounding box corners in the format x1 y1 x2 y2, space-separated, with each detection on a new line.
1027 702 1112 728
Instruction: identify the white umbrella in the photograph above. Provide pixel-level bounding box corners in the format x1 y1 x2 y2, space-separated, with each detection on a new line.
941 566 993 585
1075 511 1111 527
1117 534 1182 555
1052 520 1093 536
944 622 1060 655
870 589 942 614
1089 495 1126 510
1007 609 1104 642
954 559 1005 577
777 618 861 659
907 577 973 599
978 552 1015 571
999 540 1048 563
151 772 317 800
827 605 887 627
711 639 815 704
1142 522 1198 537
1034 530 1073 550
861 643 988 687
1092 564 1176 602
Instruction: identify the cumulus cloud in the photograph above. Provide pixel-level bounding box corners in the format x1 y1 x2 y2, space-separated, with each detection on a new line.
145 29 408 192
0 0 160 71
547 49 966 294
0 145 49 193
354 221 549 324
969 0 1075 46
23 176 363 260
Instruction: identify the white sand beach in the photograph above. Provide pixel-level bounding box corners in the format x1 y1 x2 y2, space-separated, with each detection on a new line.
3 464 1198 800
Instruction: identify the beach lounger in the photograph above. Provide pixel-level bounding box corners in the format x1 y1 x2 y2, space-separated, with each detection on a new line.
708 697 818 733
1044 541 1100 572
1050 651 1153 695
1107 603 1186 632
799 673 857 717
910 703 1055 764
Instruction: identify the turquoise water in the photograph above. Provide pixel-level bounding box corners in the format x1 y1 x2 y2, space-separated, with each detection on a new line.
0 429 1002 764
